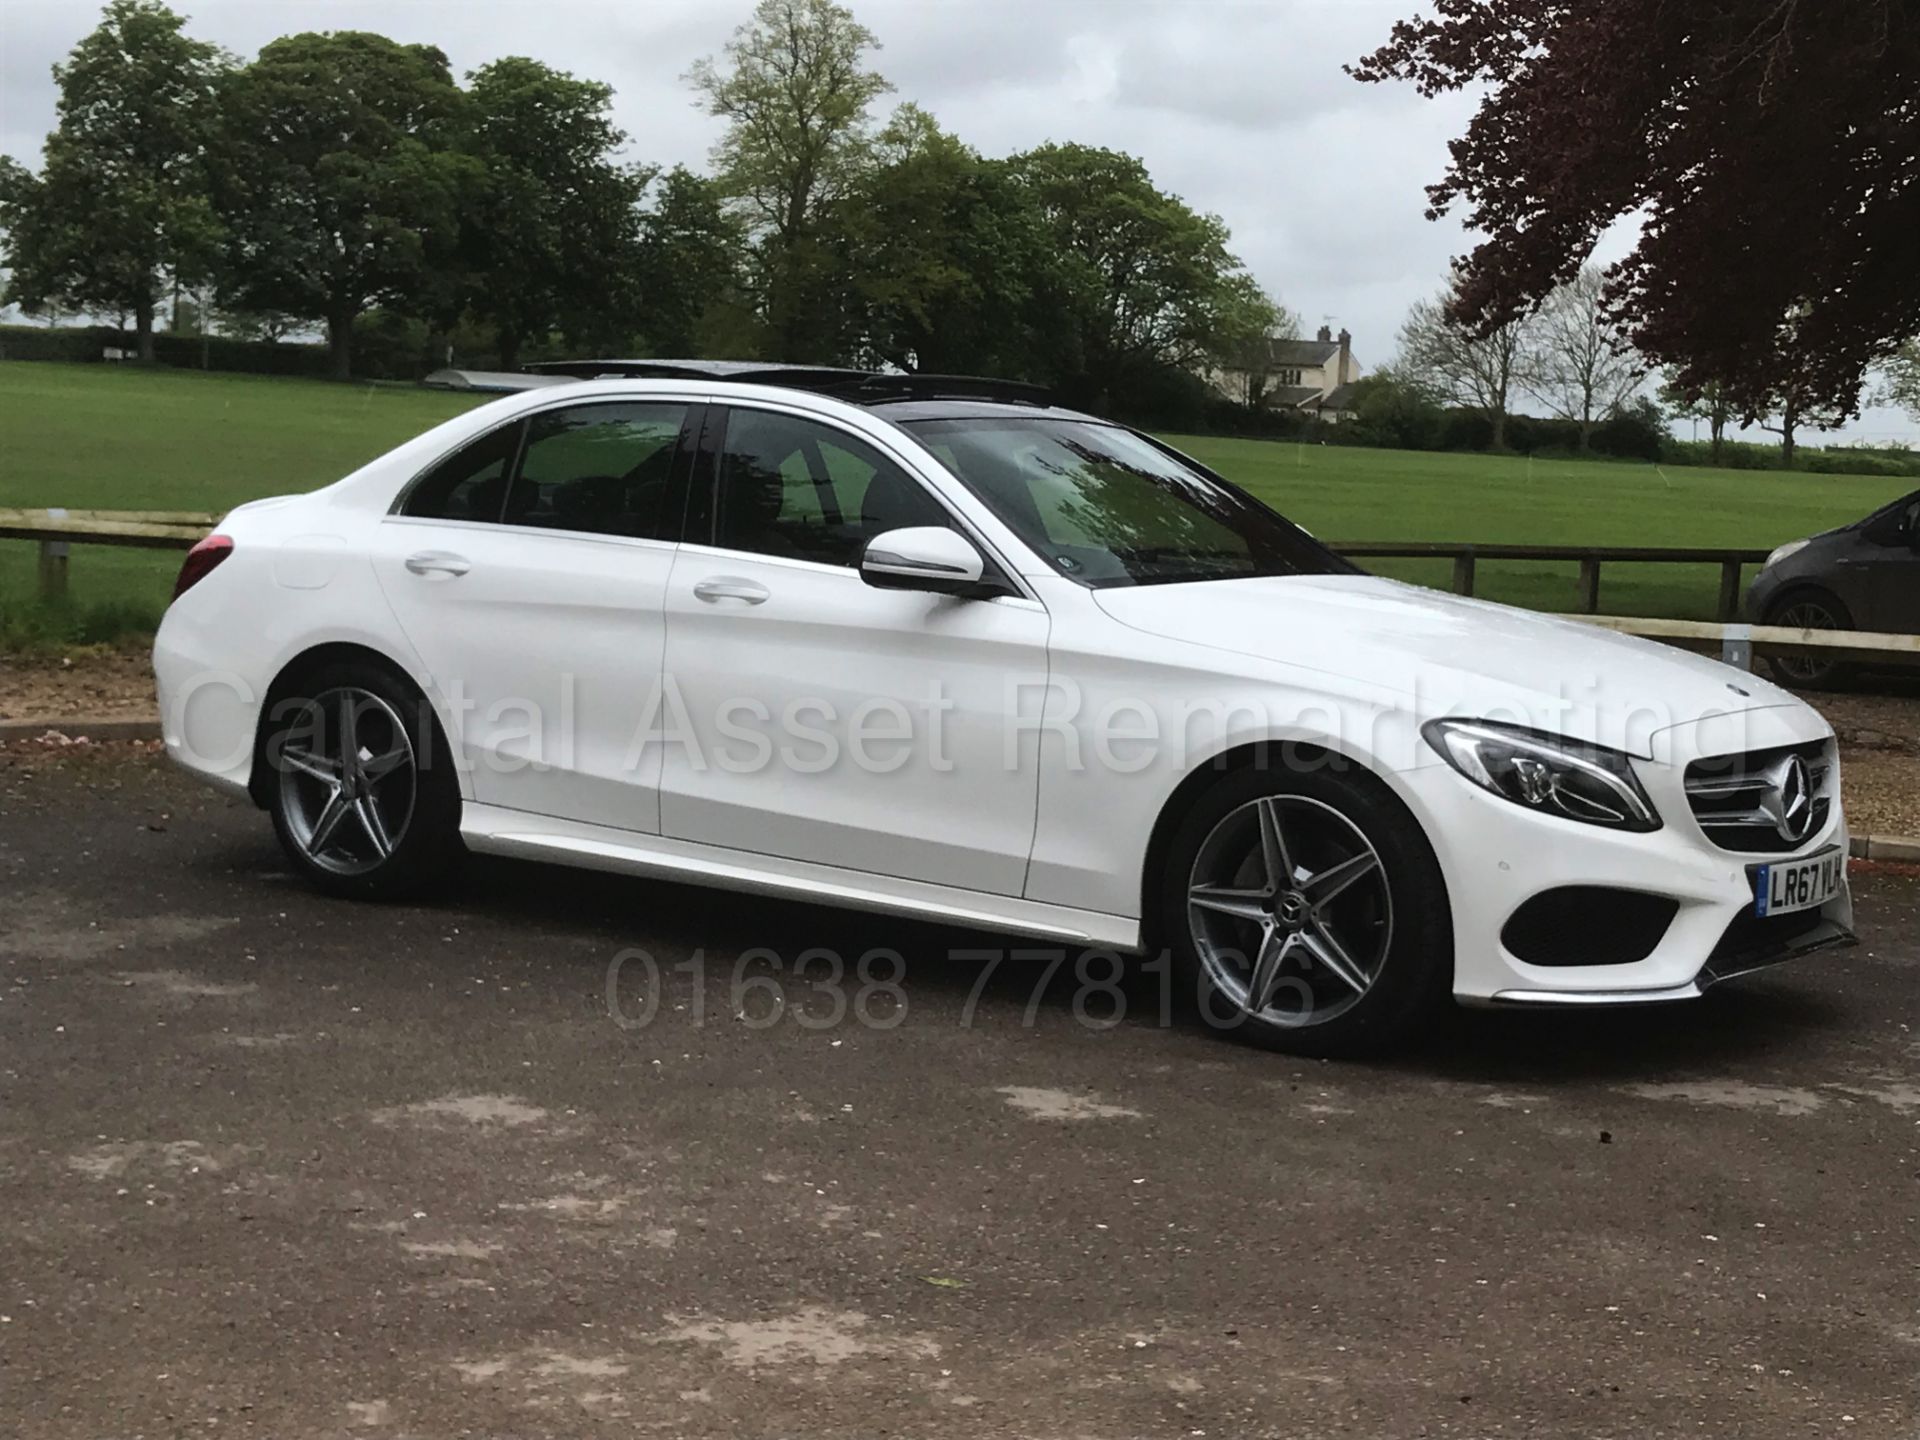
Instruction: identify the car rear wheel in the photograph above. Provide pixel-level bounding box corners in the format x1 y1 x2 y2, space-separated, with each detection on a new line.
264 660 462 899
1158 761 1452 1057
1765 590 1853 690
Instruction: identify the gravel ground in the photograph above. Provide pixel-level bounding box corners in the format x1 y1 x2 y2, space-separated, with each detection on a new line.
0 645 156 723
3 748 1920 1438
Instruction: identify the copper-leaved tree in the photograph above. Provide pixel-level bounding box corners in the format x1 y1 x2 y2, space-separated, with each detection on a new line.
1352 0 1919 427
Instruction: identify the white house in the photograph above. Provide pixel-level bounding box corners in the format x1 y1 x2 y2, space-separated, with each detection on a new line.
1209 325 1364 417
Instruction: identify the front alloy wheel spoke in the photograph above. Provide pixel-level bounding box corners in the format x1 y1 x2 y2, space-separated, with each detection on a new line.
1189 885 1272 924
1304 850 1379 910
1245 928 1298 1014
1300 923 1371 996
307 788 352 856
1256 799 1295 891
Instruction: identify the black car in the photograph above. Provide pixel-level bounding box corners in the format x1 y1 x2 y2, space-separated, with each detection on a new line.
1746 488 1920 686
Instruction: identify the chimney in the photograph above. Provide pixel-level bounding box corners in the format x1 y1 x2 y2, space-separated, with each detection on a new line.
1337 328 1352 383
1316 325 1332 343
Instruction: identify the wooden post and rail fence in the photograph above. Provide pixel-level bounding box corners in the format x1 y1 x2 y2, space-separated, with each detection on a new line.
4 507 1918 670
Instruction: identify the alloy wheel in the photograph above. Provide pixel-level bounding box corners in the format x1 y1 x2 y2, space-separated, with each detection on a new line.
1775 599 1841 685
275 687 417 877
1186 794 1393 1028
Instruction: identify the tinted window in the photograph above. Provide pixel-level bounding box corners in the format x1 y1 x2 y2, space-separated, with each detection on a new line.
402 422 524 522
504 403 690 540
714 409 949 567
907 417 1352 588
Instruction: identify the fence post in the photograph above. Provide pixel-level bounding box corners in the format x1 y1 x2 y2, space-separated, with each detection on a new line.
1576 557 1602 614
38 507 70 601
1720 623 1753 671
1451 549 1475 596
1717 561 1743 622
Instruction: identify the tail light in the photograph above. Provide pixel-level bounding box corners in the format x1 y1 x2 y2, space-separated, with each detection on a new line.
172 534 234 600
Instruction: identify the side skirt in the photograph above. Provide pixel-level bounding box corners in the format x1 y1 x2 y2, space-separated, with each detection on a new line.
459 803 1142 952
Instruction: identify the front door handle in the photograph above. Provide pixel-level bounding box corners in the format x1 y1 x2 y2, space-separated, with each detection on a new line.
405 550 471 578
693 576 770 605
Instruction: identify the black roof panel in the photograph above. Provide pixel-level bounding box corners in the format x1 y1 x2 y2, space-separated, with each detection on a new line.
520 358 1057 409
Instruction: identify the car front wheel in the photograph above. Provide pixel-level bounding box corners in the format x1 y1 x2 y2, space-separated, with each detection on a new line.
1765 590 1853 690
1159 761 1452 1057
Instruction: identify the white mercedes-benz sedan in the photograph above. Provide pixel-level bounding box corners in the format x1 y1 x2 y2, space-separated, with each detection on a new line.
153 361 1855 1054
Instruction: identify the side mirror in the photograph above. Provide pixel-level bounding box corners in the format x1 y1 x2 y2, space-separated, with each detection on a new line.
860 526 987 596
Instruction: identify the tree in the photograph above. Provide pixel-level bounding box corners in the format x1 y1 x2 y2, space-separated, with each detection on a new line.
1006 142 1274 406
1526 268 1645 450
215 32 476 379
212 304 303 343
687 0 891 360
0 0 227 362
1352 2 1919 423
633 166 749 357
819 105 1048 375
1659 373 1735 466
1396 280 1536 450
1884 342 1920 422
461 58 651 369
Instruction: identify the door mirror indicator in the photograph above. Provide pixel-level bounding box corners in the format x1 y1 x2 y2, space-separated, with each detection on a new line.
860 527 988 596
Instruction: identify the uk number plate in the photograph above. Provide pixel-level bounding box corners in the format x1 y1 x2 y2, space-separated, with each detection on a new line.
1753 848 1845 918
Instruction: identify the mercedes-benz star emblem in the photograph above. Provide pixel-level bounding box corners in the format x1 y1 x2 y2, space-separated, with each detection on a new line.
1758 753 1816 844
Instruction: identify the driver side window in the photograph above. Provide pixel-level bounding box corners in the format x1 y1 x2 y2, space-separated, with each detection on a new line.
713 409 949 568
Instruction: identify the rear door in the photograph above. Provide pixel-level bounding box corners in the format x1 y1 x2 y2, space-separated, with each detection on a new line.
371 397 699 832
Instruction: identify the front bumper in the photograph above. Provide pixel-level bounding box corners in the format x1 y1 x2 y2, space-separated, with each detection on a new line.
1398 703 1855 1006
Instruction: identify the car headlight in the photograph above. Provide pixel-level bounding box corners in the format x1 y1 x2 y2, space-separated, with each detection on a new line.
1764 538 1810 570
1422 720 1661 832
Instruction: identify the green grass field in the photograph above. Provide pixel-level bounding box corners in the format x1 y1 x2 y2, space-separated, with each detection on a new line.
4 360 1914 648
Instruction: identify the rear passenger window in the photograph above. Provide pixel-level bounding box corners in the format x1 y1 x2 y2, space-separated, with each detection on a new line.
401 422 524 522
505 403 690 540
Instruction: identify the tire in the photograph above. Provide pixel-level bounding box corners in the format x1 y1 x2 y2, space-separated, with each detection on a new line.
1157 758 1452 1058
1764 589 1854 690
262 658 463 899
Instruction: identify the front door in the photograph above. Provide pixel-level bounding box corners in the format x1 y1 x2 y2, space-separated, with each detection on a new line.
371 398 697 832
657 403 1050 896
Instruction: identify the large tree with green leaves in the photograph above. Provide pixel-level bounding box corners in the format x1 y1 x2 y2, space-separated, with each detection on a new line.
0 0 228 362
633 166 748 357
821 105 1047 375
686 0 891 360
461 57 651 369
214 32 475 379
1005 143 1277 406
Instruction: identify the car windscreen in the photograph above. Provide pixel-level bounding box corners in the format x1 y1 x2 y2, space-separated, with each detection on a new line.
903 416 1355 588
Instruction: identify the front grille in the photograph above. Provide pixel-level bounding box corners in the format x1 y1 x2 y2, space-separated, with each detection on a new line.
1683 739 1835 854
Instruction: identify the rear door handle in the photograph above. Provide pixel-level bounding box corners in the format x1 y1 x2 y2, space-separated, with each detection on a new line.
693 577 770 605
405 550 471 578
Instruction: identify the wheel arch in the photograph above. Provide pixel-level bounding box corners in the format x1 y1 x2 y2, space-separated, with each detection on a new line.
1136 738 1449 958
1762 580 1855 627
247 641 438 808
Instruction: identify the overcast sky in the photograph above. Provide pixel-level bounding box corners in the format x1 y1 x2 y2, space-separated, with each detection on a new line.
4 0 1913 442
